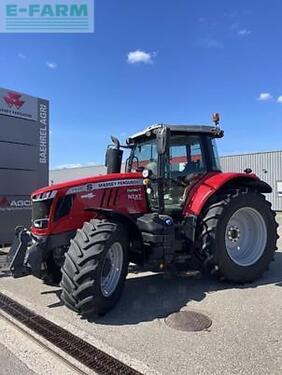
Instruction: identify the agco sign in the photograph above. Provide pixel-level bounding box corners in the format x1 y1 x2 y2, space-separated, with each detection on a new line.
10 200 32 208
0 197 31 211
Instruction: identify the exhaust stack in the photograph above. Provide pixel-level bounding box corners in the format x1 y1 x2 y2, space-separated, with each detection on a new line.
105 136 123 174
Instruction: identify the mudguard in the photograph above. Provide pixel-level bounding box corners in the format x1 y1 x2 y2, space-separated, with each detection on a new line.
85 207 143 244
183 172 272 216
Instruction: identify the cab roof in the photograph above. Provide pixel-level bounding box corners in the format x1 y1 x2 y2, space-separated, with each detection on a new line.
128 124 224 142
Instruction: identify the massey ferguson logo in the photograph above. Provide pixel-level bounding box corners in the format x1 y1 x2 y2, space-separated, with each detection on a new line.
0 197 9 207
3 92 25 109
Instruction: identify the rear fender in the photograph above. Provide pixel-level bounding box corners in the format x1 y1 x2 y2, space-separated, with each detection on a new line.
184 172 272 217
85 207 144 264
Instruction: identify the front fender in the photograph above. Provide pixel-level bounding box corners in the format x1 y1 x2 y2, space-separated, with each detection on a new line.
85 207 144 263
183 172 272 216
85 207 139 227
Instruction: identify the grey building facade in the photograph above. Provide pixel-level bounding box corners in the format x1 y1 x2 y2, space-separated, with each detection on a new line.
220 151 282 211
50 164 106 184
50 150 282 211
0 88 49 244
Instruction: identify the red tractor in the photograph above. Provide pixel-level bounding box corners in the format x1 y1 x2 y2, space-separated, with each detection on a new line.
9 119 279 317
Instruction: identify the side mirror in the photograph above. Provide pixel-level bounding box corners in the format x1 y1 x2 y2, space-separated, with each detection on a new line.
156 127 169 155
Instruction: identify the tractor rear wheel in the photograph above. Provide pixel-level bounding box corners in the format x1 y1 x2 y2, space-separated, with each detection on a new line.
60 219 129 317
200 191 278 283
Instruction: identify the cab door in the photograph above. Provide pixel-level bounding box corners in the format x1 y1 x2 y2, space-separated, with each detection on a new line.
164 135 206 213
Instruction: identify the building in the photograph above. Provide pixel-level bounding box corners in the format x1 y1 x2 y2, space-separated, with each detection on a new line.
220 151 282 211
50 164 106 184
0 88 49 244
50 150 282 211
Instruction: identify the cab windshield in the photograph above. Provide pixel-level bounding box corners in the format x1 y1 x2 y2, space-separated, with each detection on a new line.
129 138 158 174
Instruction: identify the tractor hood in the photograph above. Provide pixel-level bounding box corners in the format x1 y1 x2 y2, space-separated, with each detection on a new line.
31 172 143 198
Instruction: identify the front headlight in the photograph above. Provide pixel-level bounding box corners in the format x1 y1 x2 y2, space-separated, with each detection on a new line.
142 169 150 178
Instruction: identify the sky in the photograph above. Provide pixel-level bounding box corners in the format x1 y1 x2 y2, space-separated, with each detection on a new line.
0 0 281 169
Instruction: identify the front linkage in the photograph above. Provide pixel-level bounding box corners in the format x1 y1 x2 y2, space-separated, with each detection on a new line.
9 226 45 278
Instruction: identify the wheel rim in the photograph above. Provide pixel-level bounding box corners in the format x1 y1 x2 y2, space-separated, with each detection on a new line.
101 242 123 297
225 207 267 267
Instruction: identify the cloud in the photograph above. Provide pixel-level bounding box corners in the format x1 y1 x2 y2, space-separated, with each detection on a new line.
46 61 57 69
277 96 282 103
55 163 83 169
230 22 252 36
55 162 97 169
257 93 272 101
18 53 27 60
237 29 251 36
198 37 224 49
127 50 155 64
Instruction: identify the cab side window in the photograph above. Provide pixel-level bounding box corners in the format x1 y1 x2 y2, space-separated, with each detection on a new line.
169 136 204 178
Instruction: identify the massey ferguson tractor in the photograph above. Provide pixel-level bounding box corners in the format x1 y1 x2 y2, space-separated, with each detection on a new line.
9 116 279 317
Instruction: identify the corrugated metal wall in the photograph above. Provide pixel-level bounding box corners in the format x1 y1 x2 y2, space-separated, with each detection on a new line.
220 151 282 211
50 150 282 211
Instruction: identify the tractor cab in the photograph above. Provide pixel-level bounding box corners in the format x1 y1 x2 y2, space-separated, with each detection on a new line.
128 124 223 215
107 121 224 216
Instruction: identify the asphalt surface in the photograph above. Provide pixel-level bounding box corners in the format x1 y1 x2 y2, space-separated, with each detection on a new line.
0 213 281 375
0 342 35 375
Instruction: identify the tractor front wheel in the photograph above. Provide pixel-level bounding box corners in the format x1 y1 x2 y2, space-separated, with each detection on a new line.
200 191 278 283
60 219 129 317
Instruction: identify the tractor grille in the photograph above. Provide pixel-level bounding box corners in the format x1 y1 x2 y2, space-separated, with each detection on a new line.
32 190 57 228
0 292 141 375
32 199 53 229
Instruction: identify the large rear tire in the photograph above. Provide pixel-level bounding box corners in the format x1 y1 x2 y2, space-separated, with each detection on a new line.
60 219 129 317
199 191 279 283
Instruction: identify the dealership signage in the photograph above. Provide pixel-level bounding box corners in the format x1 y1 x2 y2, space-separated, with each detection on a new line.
0 88 38 121
0 196 32 211
0 87 49 243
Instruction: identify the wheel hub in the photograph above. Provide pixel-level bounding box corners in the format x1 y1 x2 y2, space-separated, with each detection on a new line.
227 226 241 243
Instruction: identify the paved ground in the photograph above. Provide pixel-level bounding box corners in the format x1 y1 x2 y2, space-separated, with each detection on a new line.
0 213 281 375
0 342 35 375
0 314 79 375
